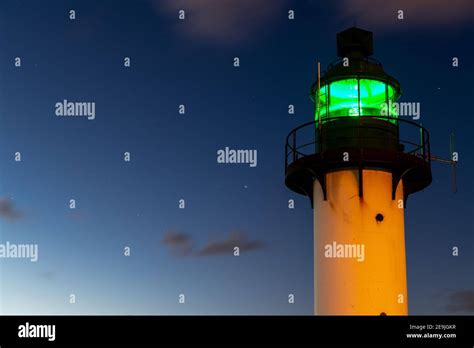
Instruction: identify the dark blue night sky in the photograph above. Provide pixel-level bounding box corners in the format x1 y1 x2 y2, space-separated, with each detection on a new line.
0 0 472 314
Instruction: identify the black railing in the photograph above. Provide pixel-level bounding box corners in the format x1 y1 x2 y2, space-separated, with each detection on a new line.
285 116 430 172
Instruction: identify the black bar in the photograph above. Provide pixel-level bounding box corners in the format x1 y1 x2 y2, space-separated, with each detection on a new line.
0 315 472 346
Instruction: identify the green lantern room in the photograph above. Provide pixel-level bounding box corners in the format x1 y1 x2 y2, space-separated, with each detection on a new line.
309 27 403 151
285 27 432 208
316 78 399 123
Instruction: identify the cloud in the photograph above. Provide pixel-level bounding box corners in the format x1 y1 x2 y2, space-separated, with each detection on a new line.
162 231 194 256
162 231 264 257
337 0 474 30
38 271 57 280
444 289 474 313
0 197 23 221
163 231 192 245
197 232 264 256
66 210 85 221
151 0 289 44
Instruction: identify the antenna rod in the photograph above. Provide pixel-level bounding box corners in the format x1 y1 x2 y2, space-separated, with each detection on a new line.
317 61 321 129
428 132 458 194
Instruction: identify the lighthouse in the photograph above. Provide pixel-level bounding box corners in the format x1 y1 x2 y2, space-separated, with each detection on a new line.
285 27 432 315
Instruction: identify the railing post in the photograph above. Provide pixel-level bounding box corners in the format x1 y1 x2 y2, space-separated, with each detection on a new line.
427 133 431 165
316 121 320 154
420 127 425 159
396 116 400 144
293 131 297 161
358 116 361 150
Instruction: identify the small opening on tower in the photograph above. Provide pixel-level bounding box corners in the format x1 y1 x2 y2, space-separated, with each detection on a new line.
375 213 384 222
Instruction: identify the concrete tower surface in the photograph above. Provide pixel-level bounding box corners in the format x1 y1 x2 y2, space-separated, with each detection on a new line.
285 28 432 315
